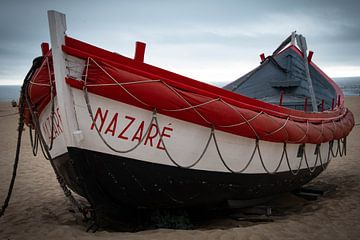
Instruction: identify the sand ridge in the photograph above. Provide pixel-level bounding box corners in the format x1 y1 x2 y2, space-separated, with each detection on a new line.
0 97 360 240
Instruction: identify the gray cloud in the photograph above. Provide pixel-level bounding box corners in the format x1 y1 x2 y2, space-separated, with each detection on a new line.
0 0 359 84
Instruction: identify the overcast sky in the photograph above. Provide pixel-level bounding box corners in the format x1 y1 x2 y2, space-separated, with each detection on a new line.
0 0 359 85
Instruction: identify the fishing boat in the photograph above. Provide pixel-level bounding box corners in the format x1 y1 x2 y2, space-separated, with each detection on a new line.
22 11 354 220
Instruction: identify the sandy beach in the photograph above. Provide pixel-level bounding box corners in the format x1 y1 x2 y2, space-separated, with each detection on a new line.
0 97 359 240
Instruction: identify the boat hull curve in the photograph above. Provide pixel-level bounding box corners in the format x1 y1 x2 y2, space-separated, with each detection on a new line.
53 147 327 209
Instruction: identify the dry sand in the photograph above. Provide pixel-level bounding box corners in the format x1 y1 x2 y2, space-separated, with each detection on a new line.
0 97 360 240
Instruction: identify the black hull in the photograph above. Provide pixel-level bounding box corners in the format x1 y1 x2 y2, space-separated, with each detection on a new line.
53 147 326 211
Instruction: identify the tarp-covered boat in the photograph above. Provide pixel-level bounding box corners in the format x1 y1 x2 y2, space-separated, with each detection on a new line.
22 11 354 220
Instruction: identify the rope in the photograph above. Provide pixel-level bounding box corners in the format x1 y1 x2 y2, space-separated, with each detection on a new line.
83 87 155 154
219 99 260 138
84 79 335 175
85 79 161 87
256 140 286 174
0 56 43 218
87 58 151 107
213 134 258 173
25 75 87 219
162 98 220 112
79 57 347 176
160 81 212 124
153 113 213 168
29 81 50 87
284 143 303 175
1 55 89 221
330 138 346 158
2 45 349 224
29 125 39 156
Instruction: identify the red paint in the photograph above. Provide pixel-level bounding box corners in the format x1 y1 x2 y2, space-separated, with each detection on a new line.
56 107 63 125
63 37 306 117
41 42 49 56
279 90 284 106
61 37 354 143
132 121 144 142
337 95 341 107
91 107 109 132
260 53 265 62
63 47 341 123
134 41 146 62
144 124 159 147
118 116 135 139
40 107 63 141
63 37 345 120
89 107 173 150
54 113 63 133
24 37 354 146
308 50 314 63
304 97 308 112
331 98 335 110
156 126 173 150
104 113 118 136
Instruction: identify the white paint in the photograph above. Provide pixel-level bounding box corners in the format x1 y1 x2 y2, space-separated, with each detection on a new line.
72 130 84 143
68 88 332 174
65 55 86 80
48 10 79 147
38 97 67 158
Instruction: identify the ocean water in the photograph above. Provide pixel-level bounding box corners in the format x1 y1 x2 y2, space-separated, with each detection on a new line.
0 77 359 101
0 85 21 101
333 77 360 96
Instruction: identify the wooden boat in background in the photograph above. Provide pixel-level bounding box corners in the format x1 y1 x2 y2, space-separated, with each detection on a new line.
22 11 354 221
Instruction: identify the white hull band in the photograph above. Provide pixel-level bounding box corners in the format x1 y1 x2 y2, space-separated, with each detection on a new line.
40 89 345 176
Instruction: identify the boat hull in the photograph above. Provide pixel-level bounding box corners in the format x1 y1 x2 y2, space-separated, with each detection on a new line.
42 88 336 210
53 147 326 210
19 12 355 228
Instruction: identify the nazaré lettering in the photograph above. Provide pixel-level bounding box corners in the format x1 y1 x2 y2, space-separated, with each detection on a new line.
144 124 159 147
89 107 173 151
105 113 118 136
40 107 64 141
118 116 135 140
156 125 173 150
54 113 63 133
131 121 144 142
91 107 108 131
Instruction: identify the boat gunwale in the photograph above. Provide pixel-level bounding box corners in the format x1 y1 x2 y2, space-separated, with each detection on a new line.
62 36 347 123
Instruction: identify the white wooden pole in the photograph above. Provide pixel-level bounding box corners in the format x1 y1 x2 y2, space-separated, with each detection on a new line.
48 10 80 146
